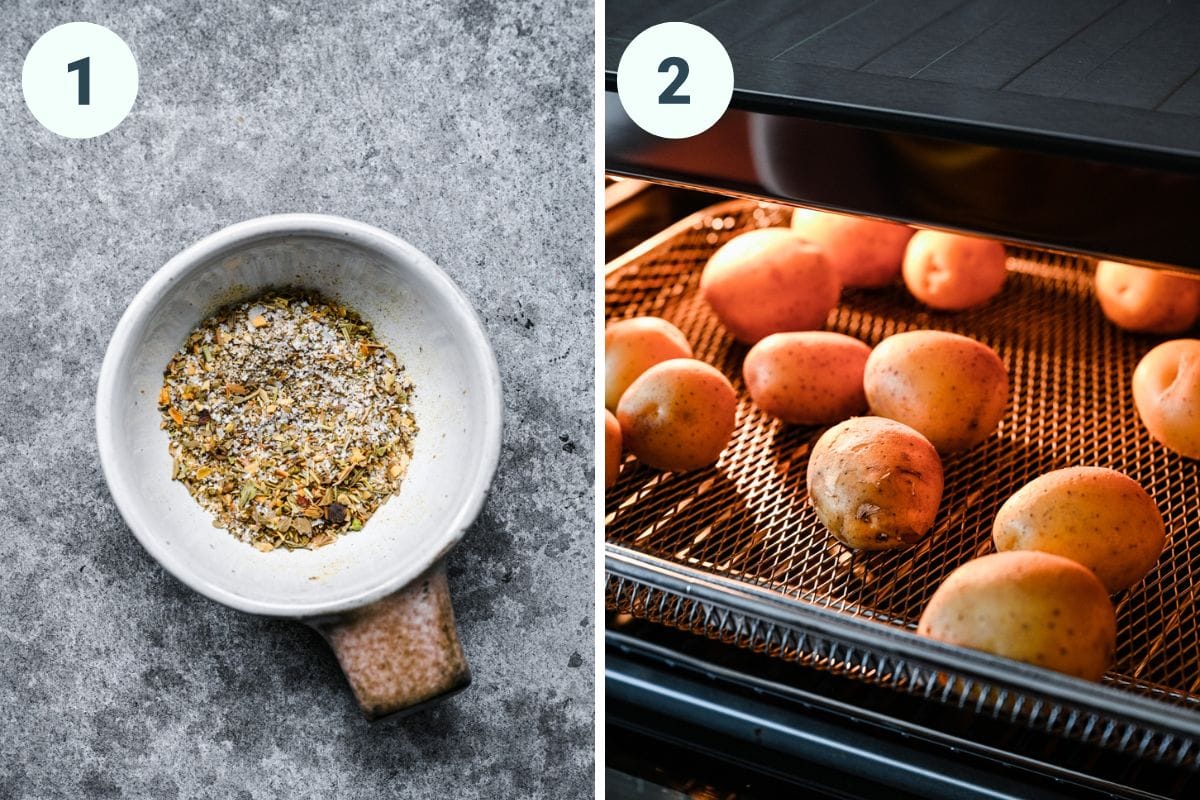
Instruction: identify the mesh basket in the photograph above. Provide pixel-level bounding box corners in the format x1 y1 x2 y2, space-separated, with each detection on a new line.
605 199 1200 711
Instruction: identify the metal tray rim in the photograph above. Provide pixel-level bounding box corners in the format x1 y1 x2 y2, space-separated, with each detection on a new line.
607 545 1200 741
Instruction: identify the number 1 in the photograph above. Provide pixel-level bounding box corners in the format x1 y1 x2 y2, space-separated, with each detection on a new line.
68 57 90 105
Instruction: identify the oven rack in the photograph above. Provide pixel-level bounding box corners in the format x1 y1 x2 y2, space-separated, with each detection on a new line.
604 199 1200 782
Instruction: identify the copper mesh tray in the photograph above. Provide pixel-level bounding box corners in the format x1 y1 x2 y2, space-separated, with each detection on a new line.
605 199 1200 763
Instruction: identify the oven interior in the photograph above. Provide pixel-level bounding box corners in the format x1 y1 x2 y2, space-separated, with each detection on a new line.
605 3 1200 796
605 195 1200 798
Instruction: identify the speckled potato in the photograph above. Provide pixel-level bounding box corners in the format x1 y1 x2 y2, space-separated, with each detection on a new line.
864 330 1008 453
791 208 913 288
701 227 841 343
918 551 1117 681
993 468 1164 593
616 358 737 472
902 230 1008 311
604 409 622 489
743 332 871 424
1133 339 1200 458
806 416 943 550
1094 260 1200 334
605 316 693 411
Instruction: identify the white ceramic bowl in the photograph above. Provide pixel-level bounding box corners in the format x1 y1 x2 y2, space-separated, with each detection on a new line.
96 214 502 718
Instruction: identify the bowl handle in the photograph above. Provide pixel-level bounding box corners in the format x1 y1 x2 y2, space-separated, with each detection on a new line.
310 560 470 720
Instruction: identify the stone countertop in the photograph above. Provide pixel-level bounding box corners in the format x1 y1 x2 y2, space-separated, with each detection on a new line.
0 2 593 797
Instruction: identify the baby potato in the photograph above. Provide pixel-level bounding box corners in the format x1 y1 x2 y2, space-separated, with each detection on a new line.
1094 260 1200 334
605 316 693 411
701 227 841 343
902 230 1008 311
864 330 1008 453
993 467 1165 593
743 332 871 425
918 551 1117 681
604 409 622 489
1133 339 1200 458
791 208 913 288
616 358 737 472
806 416 943 550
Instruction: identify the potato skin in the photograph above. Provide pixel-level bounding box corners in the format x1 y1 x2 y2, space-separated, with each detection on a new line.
616 358 737 472
902 230 1007 311
1133 339 1200 458
993 467 1164 593
743 332 871 425
1094 260 1200 334
604 409 622 489
605 316 693 411
864 330 1008 453
701 227 841 343
806 416 943 550
918 551 1117 681
791 208 913 288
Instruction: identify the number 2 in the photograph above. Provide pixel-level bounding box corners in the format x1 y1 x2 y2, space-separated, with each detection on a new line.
68 56 90 105
658 57 690 105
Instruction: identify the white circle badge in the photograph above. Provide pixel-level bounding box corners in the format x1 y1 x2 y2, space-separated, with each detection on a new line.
22 22 139 139
616 22 734 140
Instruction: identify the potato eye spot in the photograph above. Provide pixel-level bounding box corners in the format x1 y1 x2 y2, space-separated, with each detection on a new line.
856 502 881 522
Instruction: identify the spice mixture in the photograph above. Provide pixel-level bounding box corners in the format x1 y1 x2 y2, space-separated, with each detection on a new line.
159 291 417 551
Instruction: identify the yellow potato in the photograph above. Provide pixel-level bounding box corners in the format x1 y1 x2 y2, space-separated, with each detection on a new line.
791 208 913 288
701 227 841 343
605 316 693 411
743 332 870 425
902 230 1007 311
918 551 1116 681
1133 339 1200 458
616 358 737 472
806 416 943 550
993 467 1164 593
604 409 622 489
1094 260 1200 334
864 330 1008 453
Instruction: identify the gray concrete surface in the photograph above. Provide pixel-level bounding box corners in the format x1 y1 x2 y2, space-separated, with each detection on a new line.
0 2 593 797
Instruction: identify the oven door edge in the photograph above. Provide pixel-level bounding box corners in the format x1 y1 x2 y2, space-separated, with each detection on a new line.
607 629 1153 799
